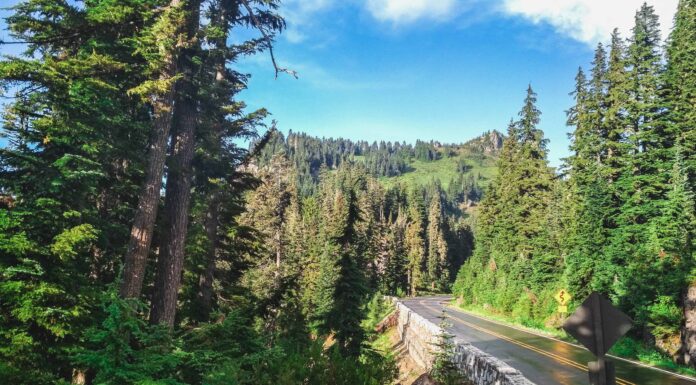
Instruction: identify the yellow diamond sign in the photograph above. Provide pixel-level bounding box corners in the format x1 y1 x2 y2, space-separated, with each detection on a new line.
555 289 571 306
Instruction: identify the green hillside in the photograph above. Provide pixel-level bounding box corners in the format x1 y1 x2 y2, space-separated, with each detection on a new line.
377 147 498 190
256 129 504 198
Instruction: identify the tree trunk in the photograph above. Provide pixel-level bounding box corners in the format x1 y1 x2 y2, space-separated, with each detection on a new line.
196 191 220 318
149 0 201 327
119 36 179 299
193 2 231 321
149 91 198 326
682 284 696 367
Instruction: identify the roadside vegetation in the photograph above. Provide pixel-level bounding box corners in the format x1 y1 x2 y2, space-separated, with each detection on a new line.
452 0 696 373
453 302 696 377
1 0 694 382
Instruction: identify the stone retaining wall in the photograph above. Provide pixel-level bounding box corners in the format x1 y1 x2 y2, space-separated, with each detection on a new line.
395 301 536 385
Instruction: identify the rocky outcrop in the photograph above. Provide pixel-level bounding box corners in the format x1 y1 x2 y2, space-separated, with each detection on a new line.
395 301 536 385
462 130 505 155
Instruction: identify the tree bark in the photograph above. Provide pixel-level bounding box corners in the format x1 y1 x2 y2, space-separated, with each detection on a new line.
149 0 201 327
196 191 220 318
193 1 232 321
119 0 182 298
682 284 696 367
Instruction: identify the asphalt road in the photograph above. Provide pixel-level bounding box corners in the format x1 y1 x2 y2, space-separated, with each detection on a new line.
401 296 696 385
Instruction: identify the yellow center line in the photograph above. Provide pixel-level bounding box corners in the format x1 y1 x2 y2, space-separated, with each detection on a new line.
418 301 637 385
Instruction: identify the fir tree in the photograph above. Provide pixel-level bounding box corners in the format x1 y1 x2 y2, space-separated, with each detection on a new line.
427 190 449 291
405 187 427 295
663 0 696 365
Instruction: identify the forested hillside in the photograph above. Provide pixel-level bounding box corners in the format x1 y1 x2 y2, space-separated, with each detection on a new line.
254 129 501 205
0 0 496 383
242 129 505 300
1 0 695 383
0 1 396 384
453 2 695 368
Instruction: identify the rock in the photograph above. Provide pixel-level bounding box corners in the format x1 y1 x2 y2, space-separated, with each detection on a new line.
375 310 399 333
410 373 436 385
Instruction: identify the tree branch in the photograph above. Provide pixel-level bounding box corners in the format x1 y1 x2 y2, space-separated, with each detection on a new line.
239 0 297 79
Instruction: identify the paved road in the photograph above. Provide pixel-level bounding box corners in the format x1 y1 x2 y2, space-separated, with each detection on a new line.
402 296 696 385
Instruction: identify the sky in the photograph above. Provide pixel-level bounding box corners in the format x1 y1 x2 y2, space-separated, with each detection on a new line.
0 0 680 166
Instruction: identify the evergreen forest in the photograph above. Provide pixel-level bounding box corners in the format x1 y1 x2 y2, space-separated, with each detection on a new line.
0 0 694 384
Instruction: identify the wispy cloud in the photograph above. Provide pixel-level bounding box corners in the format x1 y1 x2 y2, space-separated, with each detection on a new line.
278 0 679 48
499 0 678 46
283 60 412 91
280 0 336 43
364 0 458 23
279 0 476 44
238 53 410 91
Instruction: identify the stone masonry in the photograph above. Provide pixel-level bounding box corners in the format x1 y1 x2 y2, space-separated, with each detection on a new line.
395 301 537 385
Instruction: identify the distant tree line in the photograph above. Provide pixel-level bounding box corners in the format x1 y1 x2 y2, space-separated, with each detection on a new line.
241 155 474 306
254 130 486 210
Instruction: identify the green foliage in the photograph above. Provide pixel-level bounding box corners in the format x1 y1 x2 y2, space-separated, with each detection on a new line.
647 296 683 337
454 2 695 368
0 0 398 383
431 311 468 385
609 337 696 376
362 293 395 332
74 297 397 385
454 86 558 321
73 297 182 385
51 224 99 260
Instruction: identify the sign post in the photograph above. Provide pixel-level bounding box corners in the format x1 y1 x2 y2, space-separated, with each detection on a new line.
562 292 632 385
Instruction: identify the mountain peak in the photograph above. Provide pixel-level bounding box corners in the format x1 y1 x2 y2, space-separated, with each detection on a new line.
463 130 504 155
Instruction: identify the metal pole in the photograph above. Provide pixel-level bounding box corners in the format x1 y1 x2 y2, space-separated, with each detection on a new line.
592 294 607 385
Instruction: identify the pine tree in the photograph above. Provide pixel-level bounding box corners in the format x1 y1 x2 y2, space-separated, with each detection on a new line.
564 66 605 297
427 190 449 291
150 0 203 327
611 3 673 328
605 29 630 170
405 187 427 295
663 0 696 365
381 209 408 295
120 0 194 299
0 1 156 381
312 168 368 357
453 87 557 318
430 310 467 385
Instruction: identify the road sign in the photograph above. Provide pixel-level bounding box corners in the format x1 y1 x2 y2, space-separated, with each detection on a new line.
557 305 568 313
554 289 572 305
562 292 632 385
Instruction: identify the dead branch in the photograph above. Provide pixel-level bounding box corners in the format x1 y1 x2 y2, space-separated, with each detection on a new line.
239 0 298 79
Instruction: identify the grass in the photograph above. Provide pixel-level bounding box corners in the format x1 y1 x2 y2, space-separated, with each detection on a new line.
379 153 498 190
346 147 499 191
363 295 396 332
452 302 696 377
610 338 696 376
371 329 394 354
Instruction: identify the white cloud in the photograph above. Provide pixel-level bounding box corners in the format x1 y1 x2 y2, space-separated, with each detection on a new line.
500 0 679 45
365 0 458 23
280 0 334 43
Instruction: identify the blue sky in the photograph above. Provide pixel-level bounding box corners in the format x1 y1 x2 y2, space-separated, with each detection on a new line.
237 0 678 166
1 0 679 166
